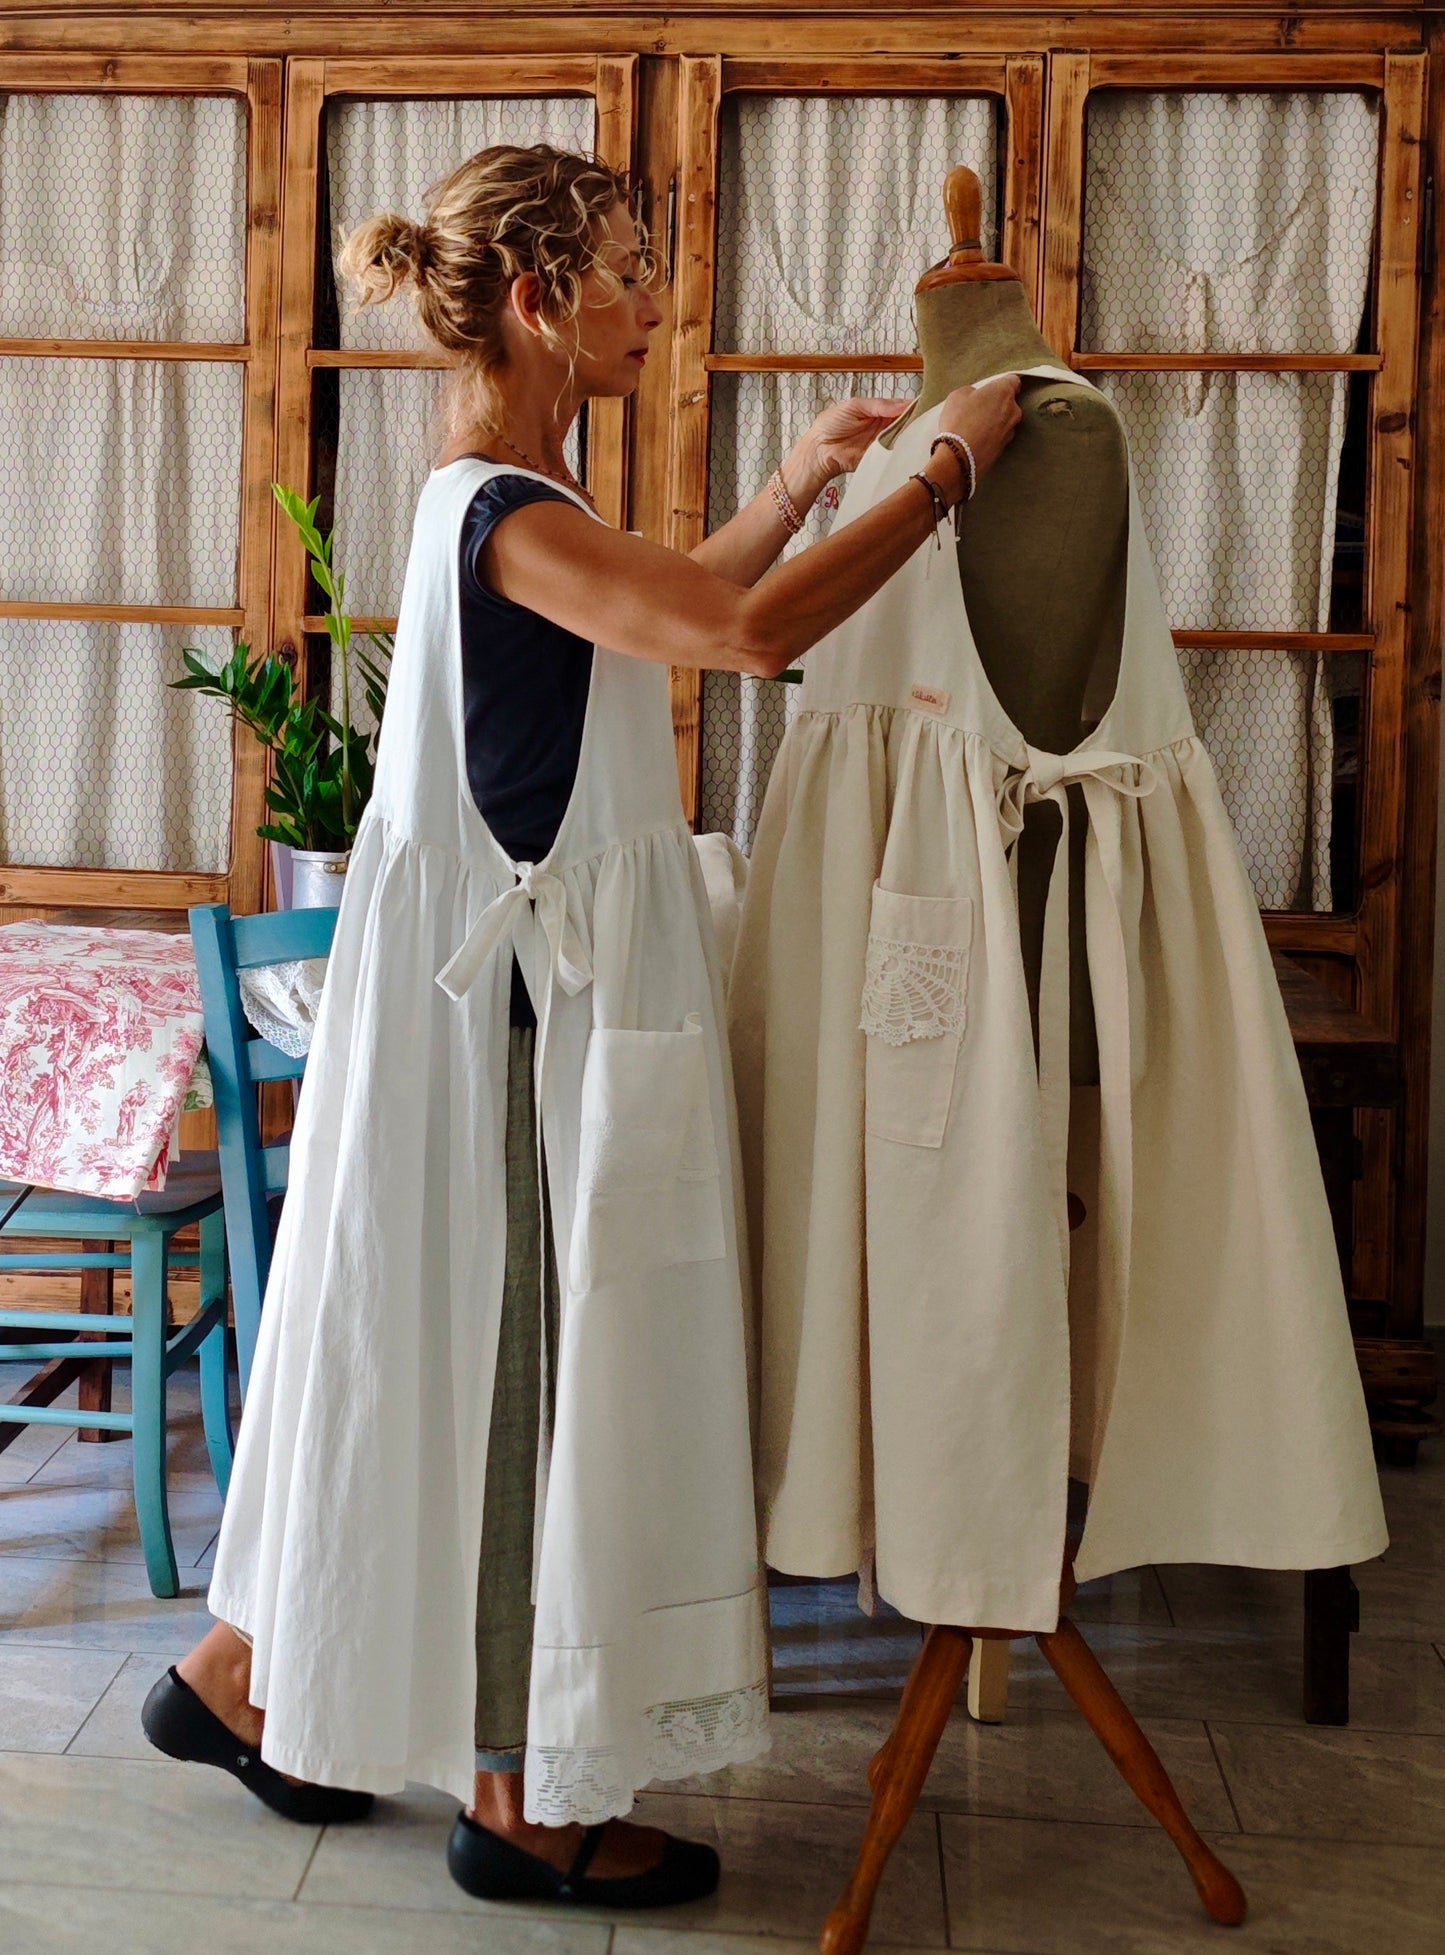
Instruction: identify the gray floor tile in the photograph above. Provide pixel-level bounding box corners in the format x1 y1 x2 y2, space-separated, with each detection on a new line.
1154 1563 1303 1633
997 1620 1445 1734
0 1469 223 1567
67 1650 190 1759
1209 1719 1445 1846
1350 1548 1445 1642
0 1882 609 1955
299 1783 478 1914
940 1813 1445 1954
0 1642 124 1751
615 1937 957 1955
767 1578 920 1702
0 1416 71 1486
633 1792 946 1944
0 1750 318 1899
1068 1565 1173 1628
0 1553 216 1651
304 1782 948 1943
664 1699 1234 1833
308 1787 942 1943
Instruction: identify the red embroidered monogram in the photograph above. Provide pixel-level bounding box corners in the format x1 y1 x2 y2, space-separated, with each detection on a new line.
909 683 951 714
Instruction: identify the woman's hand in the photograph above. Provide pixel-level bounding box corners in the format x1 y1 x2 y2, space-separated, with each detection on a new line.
793 396 911 497
935 374 1024 491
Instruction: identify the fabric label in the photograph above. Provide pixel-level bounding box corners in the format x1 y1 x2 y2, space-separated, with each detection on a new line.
909 684 951 715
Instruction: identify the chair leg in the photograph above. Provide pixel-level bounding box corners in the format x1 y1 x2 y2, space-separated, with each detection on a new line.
228 1229 265 1403
967 1634 1012 1722
78 1240 121 1443
1039 1617 1247 1926
129 1232 179 1600
197 1212 234 1501
1303 1566 1354 1726
820 1625 973 1955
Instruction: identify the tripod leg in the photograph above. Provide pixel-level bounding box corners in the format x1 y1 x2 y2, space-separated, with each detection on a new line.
1040 1618 1247 1926
820 1626 973 1955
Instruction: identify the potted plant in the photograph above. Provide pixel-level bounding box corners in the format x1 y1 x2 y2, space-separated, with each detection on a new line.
173 485 392 908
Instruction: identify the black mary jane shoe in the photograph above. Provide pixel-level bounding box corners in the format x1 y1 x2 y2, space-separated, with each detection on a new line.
447 1807 720 1909
141 1666 374 1825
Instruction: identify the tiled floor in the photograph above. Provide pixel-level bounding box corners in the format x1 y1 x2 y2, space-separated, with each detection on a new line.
2 1357 1443 1954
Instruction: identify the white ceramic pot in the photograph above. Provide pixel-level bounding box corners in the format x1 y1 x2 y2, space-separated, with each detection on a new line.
290 848 350 910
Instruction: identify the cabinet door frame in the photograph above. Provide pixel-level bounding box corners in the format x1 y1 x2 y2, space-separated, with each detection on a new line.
1041 49 1423 990
271 52 638 788
0 52 283 915
666 52 1046 819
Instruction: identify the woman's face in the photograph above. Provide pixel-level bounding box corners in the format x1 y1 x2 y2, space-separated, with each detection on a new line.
570 200 663 399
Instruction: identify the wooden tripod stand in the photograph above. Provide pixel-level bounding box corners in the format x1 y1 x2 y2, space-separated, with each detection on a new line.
819 1562 1248 1954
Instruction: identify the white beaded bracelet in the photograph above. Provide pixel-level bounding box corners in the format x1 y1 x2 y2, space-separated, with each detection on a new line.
929 431 978 504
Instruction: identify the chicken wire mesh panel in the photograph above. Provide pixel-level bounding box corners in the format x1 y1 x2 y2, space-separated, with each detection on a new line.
0 622 234 871
1080 91 1378 914
331 367 583 620
1080 91 1378 355
0 92 247 341
0 358 244 608
326 95 599 351
700 370 919 850
714 94 999 356
1102 367 1347 911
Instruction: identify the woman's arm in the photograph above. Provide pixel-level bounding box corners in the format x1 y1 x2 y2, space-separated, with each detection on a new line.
480 377 1022 679
689 399 907 588
686 443 831 589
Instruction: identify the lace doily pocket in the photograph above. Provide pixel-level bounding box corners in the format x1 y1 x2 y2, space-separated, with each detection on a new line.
569 1012 726 1295
860 883 974 1148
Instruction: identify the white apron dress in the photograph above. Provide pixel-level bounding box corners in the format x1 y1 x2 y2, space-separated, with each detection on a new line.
210 458 769 1824
728 367 1387 1634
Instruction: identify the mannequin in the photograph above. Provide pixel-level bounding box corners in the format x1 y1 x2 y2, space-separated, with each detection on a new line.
882 168 1129 1081
813 173 1247 1955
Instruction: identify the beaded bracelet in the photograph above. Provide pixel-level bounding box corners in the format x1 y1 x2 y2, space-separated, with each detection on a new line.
929 431 978 504
767 466 806 536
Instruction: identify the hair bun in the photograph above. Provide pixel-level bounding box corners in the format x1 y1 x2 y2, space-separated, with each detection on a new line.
337 209 430 307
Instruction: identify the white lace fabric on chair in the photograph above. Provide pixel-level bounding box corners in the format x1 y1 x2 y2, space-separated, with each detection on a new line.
236 957 327 1060
860 935 969 1046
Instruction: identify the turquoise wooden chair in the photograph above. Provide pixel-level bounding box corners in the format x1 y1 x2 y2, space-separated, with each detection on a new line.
0 1167 233 1601
188 902 338 1400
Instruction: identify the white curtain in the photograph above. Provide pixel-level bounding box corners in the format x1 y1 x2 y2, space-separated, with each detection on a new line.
701 94 997 849
0 93 246 872
326 96 595 643
1082 91 1378 911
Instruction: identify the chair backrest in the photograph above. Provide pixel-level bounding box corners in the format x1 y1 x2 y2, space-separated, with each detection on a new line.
189 901 338 1390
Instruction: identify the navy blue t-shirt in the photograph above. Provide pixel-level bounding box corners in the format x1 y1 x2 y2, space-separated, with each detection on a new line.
458 469 593 1026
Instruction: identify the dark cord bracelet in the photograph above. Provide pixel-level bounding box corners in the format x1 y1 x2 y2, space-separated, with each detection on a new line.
909 470 952 547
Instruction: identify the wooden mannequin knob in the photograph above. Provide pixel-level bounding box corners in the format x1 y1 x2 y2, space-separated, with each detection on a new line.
944 166 984 258
915 165 1018 290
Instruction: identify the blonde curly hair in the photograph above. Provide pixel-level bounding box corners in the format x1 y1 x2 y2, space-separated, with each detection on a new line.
338 142 656 438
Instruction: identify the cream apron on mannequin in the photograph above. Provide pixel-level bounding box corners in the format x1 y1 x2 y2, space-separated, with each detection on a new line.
211 459 769 1825
729 367 1386 1634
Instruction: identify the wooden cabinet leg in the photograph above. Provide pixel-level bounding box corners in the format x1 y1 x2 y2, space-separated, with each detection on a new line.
1303 1566 1355 1726
820 1626 972 1955
967 1635 1011 1722
1039 1618 1246 1925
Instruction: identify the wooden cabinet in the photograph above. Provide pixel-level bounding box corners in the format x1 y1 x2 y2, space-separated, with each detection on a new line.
0 5 1440 1354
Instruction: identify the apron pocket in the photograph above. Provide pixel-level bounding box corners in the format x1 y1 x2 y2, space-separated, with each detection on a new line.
860 883 974 1149
569 1013 726 1294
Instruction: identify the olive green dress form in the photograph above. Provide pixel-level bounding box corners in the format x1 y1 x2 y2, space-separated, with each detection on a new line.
883 274 1129 1080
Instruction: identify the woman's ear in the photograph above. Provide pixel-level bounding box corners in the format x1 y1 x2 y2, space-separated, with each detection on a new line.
506 270 547 339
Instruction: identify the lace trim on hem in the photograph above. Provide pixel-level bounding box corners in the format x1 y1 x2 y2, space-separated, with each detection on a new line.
859 935 968 1047
523 1679 770 1827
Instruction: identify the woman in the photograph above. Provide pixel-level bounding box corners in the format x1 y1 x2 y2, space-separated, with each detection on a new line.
142 145 1020 1908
